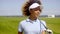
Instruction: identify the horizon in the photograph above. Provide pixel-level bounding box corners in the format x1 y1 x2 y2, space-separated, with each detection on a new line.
0 0 60 16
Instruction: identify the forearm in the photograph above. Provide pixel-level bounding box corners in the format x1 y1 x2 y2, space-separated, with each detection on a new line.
42 31 45 34
18 32 22 34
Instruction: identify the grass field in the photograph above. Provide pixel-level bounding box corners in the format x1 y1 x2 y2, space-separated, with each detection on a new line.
0 16 60 34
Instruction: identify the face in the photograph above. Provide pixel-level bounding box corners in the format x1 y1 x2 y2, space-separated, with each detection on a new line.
30 9 41 18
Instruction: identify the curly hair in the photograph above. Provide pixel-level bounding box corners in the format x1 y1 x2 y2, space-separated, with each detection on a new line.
22 0 42 16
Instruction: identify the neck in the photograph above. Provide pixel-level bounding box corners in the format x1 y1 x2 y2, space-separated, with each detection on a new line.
29 15 37 21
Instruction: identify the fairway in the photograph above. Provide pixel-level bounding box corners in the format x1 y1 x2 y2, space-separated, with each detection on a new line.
0 16 60 34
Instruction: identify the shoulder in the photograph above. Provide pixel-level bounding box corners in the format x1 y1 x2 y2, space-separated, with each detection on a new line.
19 20 26 25
40 20 46 26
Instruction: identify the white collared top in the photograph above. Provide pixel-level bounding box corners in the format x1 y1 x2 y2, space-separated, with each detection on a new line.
18 18 46 34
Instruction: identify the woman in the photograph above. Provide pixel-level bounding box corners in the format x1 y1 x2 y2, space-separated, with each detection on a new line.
18 0 46 34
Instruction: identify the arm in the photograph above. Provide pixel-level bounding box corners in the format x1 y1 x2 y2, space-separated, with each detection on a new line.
42 31 45 34
18 32 22 34
40 20 46 34
18 22 23 34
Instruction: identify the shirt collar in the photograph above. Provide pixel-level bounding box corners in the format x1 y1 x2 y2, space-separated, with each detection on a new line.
26 18 39 22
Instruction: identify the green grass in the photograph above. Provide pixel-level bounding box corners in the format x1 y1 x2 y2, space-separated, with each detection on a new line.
0 16 60 34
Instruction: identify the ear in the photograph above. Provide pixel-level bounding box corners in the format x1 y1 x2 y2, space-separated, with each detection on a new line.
29 10 32 14
29 10 33 14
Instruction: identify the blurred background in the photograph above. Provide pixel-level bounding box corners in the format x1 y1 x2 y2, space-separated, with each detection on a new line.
0 0 60 16
0 0 60 34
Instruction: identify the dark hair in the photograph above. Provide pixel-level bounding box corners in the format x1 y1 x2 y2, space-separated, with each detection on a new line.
22 0 42 16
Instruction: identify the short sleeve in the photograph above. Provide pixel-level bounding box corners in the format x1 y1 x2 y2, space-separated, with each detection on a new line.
18 22 23 32
41 20 46 31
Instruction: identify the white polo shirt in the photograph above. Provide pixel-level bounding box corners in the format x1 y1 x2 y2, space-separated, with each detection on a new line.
18 18 46 34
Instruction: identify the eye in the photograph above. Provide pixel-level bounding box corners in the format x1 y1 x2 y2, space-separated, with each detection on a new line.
39 9 41 12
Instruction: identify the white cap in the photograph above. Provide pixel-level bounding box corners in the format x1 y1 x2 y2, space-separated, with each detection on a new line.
29 3 40 10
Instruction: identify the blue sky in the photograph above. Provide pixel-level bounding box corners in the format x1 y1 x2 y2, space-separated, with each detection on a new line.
0 0 60 16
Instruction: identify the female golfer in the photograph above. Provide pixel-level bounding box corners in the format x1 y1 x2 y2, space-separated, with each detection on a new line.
18 0 46 34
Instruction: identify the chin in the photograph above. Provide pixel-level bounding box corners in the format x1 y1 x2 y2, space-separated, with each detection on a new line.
33 15 39 18
34 16 38 18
